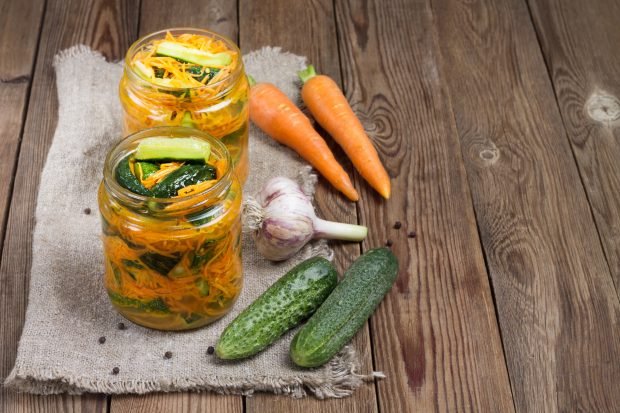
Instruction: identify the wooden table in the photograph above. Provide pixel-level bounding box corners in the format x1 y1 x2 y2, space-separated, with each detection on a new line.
2 0 619 411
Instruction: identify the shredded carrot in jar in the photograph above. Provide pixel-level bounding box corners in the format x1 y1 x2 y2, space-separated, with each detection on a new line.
120 30 250 183
99 142 242 331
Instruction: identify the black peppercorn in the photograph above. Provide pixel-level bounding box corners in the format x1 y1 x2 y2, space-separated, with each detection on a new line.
385 239 393 247
98 336 106 344
84 207 91 215
207 346 215 355
164 351 173 359
117 322 126 330
393 221 402 229
112 367 120 375
408 231 416 238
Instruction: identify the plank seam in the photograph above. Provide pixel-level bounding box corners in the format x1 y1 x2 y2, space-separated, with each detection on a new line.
0 0 48 262
426 0 518 410
332 0 381 411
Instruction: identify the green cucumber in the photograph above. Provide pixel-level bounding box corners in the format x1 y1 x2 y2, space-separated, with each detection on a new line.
139 252 181 276
135 137 211 162
135 161 159 180
151 164 216 198
181 111 195 128
187 66 219 83
115 156 152 196
156 41 232 67
290 248 398 367
216 257 338 360
108 291 170 313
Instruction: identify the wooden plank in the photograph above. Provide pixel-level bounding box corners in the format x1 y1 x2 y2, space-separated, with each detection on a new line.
239 0 379 411
433 0 620 411
0 0 45 256
138 0 238 43
111 392 241 413
334 0 515 411
0 0 139 412
110 1 243 412
527 0 620 295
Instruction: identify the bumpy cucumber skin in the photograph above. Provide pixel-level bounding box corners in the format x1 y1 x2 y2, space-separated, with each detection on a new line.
216 257 338 360
290 248 398 367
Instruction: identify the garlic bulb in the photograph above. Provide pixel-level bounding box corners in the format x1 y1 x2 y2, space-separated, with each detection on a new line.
245 176 368 261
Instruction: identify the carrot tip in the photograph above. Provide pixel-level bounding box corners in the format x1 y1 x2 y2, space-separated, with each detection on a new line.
345 188 360 202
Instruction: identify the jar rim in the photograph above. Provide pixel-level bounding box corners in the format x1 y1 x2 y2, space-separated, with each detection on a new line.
124 27 244 92
103 126 233 212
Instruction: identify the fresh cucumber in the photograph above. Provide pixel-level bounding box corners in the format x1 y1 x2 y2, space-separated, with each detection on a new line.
155 41 232 67
151 164 216 198
290 248 398 367
135 137 211 162
115 156 152 196
216 257 338 360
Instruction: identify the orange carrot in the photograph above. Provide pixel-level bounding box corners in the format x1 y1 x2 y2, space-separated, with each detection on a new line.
298 66 391 199
248 77 359 201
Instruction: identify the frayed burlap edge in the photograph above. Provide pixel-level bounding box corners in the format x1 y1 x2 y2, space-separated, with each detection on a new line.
5 345 384 398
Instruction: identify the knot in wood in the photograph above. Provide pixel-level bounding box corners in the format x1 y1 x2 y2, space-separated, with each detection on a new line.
479 145 500 164
586 93 620 123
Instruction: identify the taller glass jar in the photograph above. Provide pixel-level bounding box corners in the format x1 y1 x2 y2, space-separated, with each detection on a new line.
120 28 249 183
98 127 243 331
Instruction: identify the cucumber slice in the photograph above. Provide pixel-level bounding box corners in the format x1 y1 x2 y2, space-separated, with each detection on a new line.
135 137 211 162
181 111 195 128
115 156 152 196
132 61 175 87
135 161 159 180
151 164 217 198
155 41 232 67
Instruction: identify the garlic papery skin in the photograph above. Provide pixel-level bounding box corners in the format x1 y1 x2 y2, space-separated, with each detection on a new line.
248 176 368 261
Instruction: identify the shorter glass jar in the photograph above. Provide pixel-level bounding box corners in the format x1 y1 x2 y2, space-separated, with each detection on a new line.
98 127 242 330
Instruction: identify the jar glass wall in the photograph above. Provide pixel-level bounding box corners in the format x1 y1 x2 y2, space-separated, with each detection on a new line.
98 127 243 331
119 28 249 183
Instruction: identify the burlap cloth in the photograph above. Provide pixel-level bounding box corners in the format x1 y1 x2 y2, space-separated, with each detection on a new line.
4 46 378 398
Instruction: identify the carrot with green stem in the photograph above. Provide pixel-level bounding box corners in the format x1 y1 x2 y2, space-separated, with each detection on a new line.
298 65 391 199
248 76 359 201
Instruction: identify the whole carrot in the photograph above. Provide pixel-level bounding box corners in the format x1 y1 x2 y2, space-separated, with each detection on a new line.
298 66 391 199
248 77 359 201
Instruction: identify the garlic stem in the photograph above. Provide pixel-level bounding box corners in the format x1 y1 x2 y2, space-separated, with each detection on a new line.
313 218 368 241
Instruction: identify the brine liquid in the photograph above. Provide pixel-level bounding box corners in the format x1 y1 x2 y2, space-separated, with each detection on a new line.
120 42 250 184
99 182 242 331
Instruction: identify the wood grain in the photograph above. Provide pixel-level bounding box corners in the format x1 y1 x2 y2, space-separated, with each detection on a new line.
0 0 45 257
111 392 241 413
138 0 238 43
239 0 378 411
0 0 138 412
109 1 243 412
527 0 620 296
334 0 515 411
433 0 620 411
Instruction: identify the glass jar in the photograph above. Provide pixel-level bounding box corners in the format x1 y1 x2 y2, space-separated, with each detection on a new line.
98 127 243 331
120 28 249 183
